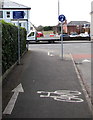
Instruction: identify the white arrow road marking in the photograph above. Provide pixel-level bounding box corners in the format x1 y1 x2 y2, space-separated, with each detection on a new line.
48 51 54 56
82 59 91 63
3 83 24 115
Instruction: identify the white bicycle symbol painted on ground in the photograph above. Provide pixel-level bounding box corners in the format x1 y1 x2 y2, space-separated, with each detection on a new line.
37 90 84 103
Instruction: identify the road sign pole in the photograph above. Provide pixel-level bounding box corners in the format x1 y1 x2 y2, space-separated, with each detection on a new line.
61 22 63 60
18 19 20 64
58 14 66 60
13 11 25 65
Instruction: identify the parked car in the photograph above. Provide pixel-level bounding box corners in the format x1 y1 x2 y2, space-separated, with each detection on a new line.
60 34 70 38
60 34 70 37
79 33 90 37
70 32 79 37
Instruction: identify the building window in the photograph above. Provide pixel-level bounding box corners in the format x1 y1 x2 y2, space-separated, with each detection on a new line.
6 11 10 18
23 23 25 27
0 11 3 18
19 23 21 26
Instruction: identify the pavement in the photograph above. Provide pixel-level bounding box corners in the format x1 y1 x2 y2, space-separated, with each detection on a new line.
73 56 91 100
2 47 93 119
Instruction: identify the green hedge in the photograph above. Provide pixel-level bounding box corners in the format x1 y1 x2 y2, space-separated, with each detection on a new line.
1 20 27 74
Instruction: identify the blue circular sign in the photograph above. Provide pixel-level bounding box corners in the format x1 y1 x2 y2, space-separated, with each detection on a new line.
58 14 66 22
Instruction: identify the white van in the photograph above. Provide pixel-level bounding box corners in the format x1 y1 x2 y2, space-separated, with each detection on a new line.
27 30 37 41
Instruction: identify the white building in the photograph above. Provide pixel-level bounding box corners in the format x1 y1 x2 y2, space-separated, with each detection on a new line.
91 1 93 41
0 0 32 33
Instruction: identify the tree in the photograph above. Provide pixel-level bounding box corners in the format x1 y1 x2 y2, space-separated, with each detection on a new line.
36 25 44 31
43 26 53 31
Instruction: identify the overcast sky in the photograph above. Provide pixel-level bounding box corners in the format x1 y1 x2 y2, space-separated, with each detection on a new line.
11 0 92 26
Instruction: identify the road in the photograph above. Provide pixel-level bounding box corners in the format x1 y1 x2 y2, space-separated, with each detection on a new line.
2 41 92 119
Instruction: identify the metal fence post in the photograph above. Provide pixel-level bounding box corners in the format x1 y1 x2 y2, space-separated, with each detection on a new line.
18 19 20 64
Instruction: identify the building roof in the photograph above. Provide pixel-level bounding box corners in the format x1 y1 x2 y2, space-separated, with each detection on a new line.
68 21 90 26
1 0 31 9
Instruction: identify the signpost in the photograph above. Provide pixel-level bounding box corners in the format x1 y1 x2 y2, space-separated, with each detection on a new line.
13 11 24 64
58 14 66 60
13 11 24 19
